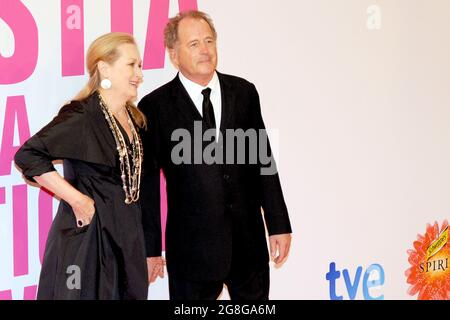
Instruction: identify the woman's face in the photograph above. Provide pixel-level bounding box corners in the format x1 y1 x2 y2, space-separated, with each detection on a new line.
103 43 143 102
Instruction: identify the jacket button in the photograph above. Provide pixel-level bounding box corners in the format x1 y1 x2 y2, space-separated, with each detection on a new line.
223 174 230 180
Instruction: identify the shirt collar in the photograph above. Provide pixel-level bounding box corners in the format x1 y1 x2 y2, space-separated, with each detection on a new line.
178 71 219 98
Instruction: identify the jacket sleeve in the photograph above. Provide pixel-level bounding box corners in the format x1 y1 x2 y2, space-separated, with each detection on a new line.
138 96 162 257
14 101 87 182
249 83 292 236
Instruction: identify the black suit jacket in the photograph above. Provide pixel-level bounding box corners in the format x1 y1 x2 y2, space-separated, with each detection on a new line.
138 72 292 281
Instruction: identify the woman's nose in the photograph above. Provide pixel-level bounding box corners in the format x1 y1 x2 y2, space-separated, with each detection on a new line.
136 68 144 82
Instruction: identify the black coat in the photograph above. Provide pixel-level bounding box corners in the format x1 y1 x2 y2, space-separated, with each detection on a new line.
138 72 292 282
14 93 148 299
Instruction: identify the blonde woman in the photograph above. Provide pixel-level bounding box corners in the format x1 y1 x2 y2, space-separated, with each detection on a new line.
14 33 163 300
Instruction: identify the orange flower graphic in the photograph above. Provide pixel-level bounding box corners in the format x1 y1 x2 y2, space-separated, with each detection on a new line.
405 220 450 300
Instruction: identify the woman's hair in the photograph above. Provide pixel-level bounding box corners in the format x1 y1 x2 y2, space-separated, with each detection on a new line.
73 32 146 128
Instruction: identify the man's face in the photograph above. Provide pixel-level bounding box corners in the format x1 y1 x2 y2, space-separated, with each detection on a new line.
170 17 218 85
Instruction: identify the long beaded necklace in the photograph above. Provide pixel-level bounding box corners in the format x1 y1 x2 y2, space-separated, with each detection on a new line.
98 92 143 204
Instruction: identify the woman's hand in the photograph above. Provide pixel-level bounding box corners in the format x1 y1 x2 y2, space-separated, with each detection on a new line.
33 172 96 228
70 194 95 227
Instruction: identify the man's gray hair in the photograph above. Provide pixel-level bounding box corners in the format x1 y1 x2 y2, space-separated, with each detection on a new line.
164 10 217 49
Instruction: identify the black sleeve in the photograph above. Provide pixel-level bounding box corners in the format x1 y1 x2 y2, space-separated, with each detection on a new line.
14 102 87 182
138 97 162 257
250 83 292 236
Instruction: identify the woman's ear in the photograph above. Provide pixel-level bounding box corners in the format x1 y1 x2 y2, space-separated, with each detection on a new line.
97 60 109 79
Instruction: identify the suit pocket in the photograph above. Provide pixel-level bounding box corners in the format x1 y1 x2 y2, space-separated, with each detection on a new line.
60 224 90 237
53 223 91 299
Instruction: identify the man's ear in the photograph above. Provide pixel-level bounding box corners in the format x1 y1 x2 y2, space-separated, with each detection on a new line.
97 60 109 78
168 48 179 69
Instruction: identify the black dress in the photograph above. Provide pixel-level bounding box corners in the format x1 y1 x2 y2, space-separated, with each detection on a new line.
14 93 148 300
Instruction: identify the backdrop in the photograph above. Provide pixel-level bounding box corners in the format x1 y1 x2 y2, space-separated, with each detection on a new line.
1 0 449 300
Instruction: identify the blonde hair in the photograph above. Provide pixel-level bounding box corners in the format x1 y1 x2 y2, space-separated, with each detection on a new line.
164 10 217 49
73 32 146 128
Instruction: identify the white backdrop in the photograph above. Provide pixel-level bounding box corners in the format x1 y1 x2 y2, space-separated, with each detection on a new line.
1 0 449 300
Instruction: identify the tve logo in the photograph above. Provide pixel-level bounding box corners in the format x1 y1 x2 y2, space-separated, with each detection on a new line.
326 262 385 300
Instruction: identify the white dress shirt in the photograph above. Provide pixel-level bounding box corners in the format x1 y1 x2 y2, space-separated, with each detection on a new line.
178 71 222 138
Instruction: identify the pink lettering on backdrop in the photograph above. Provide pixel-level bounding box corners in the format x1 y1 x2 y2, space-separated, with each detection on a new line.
111 0 133 34
160 171 167 250
38 189 54 264
13 184 28 277
0 285 37 300
0 187 5 204
0 0 38 84
0 291 12 300
0 96 31 176
22 285 37 300
143 0 198 69
178 0 198 14
61 0 84 76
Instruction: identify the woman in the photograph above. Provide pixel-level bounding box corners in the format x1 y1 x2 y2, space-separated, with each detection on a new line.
14 33 163 299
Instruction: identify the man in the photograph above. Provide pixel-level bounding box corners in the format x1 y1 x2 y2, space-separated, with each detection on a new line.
139 10 292 300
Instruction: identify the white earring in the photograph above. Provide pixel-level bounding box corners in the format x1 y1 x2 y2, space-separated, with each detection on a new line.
101 78 112 90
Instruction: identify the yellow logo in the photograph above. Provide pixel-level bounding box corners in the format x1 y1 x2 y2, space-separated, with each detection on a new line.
427 226 448 261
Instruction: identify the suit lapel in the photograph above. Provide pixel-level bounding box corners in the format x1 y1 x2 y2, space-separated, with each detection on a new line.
169 72 237 132
217 72 236 132
170 74 203 124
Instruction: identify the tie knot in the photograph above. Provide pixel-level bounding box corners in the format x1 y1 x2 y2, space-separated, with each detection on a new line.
201 88 212 99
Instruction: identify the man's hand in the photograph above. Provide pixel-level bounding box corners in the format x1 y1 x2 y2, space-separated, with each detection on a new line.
269 233 292 267
147 256 165 284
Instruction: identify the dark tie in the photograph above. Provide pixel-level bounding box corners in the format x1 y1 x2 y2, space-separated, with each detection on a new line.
201 88 216 130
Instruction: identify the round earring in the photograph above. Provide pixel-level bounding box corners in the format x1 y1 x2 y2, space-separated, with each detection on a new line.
100 78 112 90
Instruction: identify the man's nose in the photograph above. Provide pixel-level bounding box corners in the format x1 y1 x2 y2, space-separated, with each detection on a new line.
199 42 209 54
